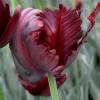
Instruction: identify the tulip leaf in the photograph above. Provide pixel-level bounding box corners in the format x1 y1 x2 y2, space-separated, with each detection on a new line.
48 73 59 100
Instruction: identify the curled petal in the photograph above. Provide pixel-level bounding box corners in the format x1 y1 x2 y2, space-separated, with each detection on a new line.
58 5 83 64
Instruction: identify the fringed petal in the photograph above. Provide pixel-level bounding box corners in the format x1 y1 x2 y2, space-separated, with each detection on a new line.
78 2 100 44
87 2 100 33
58 5 83 64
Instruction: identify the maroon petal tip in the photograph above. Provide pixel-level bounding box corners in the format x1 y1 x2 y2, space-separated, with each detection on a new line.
59 3 67 11
75 0 82 16
79 2 100 44
87 2 100 32
88 2 100 25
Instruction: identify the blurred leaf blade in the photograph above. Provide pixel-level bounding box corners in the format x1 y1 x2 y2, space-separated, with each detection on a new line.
0 87 4 100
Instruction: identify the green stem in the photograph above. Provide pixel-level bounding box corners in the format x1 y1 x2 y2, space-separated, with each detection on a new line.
10 0 17 11
48 73 59 100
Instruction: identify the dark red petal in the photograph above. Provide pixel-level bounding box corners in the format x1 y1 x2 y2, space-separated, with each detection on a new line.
57 6 83 64
0 6 21 47
42 8 60 48
0 1 10 36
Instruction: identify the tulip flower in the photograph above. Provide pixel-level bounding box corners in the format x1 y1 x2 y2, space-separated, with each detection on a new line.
10 1 100 96
0 0 21 47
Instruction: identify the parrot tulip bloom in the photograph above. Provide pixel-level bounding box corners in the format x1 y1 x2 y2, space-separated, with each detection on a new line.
10 1 100 96
0 0 21 47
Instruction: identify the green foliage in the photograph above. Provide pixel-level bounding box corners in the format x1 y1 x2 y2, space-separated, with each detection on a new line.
0 0 100 100
0 87 4 100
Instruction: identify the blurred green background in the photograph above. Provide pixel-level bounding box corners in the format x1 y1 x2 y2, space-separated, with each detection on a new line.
0 0 100 100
